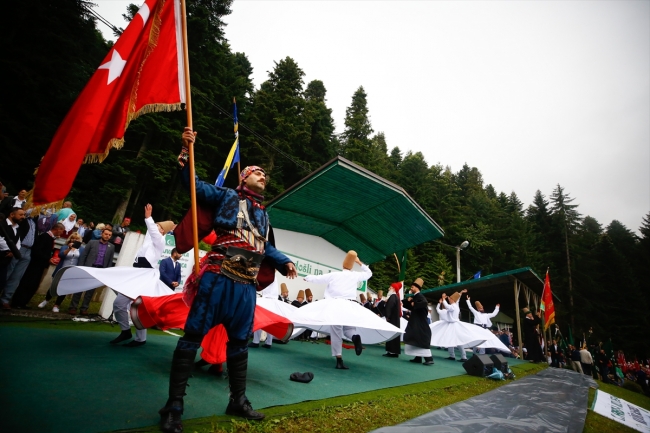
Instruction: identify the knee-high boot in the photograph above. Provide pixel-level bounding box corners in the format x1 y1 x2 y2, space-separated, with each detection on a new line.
225 351 265 420
159 349 196 433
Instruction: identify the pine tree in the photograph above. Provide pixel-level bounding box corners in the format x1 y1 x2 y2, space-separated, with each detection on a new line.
247 57 312 196
340 86 374 167
304 80 338 168
550 184 582 328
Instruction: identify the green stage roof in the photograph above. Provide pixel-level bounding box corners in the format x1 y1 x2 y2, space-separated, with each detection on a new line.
266 156 445 264
419 267 545 299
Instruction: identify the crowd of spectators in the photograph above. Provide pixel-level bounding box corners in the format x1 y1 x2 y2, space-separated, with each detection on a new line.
0 181 132 312
545 333 650 395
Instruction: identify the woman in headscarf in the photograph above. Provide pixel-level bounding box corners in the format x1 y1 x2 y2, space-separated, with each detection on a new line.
61 213 77 238
37 233 84 312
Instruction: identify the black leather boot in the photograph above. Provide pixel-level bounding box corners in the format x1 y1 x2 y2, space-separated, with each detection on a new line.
225 352 265 420
409 356 423 363
335 357 349 369
109 330 132 345
159 349 196 433
194 358 209 369
423 357 435 365
351 334 363 356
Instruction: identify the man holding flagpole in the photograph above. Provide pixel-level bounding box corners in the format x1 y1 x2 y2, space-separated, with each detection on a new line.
158 128 297 433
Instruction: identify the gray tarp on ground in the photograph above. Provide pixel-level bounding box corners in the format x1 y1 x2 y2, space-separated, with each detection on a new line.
372 368 597 433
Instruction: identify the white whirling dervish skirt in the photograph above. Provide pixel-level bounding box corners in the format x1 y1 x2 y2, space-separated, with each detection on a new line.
289 298 402 344
475 332 512 353
429 320 490 348
254 297 306 338
53 265 174 299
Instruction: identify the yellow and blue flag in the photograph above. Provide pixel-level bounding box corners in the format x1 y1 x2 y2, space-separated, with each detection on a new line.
215 99 241 186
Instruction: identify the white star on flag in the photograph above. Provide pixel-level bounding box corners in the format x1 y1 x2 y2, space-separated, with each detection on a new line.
98 50 127 85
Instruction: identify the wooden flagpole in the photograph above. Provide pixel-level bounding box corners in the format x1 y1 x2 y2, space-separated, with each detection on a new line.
180 0 200 275
234 97 241 176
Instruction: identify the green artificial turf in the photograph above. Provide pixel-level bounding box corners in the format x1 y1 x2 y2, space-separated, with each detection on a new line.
0 321 527 433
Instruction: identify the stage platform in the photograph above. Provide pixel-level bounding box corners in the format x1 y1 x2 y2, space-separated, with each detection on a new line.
0 323 525 433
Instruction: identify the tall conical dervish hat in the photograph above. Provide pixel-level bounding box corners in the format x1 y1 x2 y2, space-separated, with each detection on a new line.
342 250 357 270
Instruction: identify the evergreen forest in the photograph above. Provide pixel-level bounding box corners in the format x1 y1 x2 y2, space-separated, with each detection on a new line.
1 0 649 357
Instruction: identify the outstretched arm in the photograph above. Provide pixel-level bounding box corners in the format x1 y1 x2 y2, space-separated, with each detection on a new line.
179 128 229 206
466 298 479 316
486 304 500 318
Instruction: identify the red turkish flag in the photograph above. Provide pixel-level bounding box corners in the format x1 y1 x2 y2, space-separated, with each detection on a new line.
32 0 186 205
541 270 556 331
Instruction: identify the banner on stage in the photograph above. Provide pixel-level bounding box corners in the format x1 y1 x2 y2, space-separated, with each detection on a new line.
280 252 341 278
592 390 650 432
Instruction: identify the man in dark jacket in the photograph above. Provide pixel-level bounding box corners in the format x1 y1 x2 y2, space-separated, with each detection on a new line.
596 349 610 383
549 339 560 368
159 248 182 289
402 278 434 365
68 228 115 315
383 282 403 358
522 308 543 363
1 208 27 308
11 222 64 308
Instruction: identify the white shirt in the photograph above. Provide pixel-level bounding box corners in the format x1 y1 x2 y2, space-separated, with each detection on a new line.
135 217 165 266
5 218 20 250
305 264 372 300
442 299 461 322
436 303 450 322
11 197 26 208
466 300 500 327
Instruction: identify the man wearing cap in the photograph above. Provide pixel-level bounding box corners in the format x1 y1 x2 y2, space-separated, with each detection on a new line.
402 278 434 365
111 204 173 347
158 128 297 432
292 290 307 308
443 290 469 362
383 282 403 358
278 283 291 303
466 294 500 354
304 251 370 369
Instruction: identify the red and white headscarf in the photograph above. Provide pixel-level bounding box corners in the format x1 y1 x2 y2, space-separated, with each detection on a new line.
240 166 265 182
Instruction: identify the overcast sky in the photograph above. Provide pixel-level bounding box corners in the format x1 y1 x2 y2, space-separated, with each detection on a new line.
95 0 649 234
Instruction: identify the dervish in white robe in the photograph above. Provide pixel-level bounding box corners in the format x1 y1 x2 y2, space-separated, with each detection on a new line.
299 252 402 369
466 295 500 354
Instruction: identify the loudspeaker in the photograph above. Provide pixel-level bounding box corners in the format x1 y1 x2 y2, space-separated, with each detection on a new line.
490 354 509 373
462 354 494 377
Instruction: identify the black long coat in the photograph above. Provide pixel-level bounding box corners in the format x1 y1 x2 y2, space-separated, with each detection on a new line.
403 292 431 349
523 315 543 362
384 293 401 354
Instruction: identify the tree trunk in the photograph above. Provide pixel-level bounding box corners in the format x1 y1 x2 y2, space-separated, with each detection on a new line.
564 221 575 330
112 131 151 223
112 189 132 225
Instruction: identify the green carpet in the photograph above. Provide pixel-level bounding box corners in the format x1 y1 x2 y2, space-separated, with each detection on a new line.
0 325 524 433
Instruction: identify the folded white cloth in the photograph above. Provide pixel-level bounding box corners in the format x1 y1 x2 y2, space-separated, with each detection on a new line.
53 265 174 299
